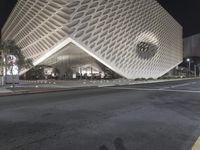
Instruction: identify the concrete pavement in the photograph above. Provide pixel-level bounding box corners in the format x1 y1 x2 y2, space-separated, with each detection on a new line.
0 79 200 149
0 87 12 93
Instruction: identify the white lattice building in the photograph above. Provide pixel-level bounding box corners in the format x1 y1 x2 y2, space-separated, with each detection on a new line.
1 0 183 79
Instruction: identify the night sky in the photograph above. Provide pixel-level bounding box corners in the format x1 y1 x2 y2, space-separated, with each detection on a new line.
0 0 200 38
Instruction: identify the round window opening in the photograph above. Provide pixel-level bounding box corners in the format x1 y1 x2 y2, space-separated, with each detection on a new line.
136 41 158 59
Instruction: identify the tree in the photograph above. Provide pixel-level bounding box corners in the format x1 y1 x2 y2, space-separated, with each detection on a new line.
0 40 33 87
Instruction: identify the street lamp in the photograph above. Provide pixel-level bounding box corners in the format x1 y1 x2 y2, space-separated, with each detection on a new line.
186 58 191 77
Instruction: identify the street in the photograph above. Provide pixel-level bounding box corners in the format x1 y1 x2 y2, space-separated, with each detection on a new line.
0 79 200 150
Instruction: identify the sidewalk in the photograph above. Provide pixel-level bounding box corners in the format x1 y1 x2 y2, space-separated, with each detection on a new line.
0 87 12 94
0 78 198 96
19 78 192 88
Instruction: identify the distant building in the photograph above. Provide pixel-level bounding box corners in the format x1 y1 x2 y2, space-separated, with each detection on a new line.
182 34 200 77
1 0 183 79
184 33 200 58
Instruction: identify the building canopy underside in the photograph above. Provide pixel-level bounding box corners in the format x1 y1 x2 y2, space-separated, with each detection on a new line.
26 43 120 80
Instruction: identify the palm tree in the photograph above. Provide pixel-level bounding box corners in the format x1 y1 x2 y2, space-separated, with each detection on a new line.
0 40 33 87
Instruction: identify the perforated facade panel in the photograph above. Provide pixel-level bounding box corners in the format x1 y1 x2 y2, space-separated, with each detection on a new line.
2 0 183 79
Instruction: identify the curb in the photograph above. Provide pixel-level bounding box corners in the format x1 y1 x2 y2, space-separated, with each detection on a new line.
0 78 199 97
0 86 99 97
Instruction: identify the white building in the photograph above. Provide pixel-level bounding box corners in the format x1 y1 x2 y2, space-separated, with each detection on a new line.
1 0 183 79
184 33 200 58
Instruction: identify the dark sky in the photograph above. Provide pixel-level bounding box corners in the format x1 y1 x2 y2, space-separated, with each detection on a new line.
157 0 200 37
0 0 200 37
0 0 17 29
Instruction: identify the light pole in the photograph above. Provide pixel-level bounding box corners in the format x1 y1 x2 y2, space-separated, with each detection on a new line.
194 65 197 78
186 58 191 77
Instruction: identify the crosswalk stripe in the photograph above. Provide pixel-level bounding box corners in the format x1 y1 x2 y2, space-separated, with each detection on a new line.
192 137 200 150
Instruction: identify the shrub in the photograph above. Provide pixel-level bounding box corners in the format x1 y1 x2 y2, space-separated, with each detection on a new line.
134 78 147 81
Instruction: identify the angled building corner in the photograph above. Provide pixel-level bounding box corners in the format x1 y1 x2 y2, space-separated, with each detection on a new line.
1 0 183 79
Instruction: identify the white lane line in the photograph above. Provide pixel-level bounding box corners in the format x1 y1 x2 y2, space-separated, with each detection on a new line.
192 136 200 150
192 82 197 84
98 85 113 87
106 87 200 93
160 83 192 90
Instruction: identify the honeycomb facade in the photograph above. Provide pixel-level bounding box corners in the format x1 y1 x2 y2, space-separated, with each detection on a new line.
1 0 183 79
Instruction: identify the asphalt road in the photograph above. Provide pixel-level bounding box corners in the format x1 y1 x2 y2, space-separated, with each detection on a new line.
0 79 200 150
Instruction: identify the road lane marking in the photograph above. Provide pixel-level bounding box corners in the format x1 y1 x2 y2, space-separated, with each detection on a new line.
192 136 200 150
98 85 113 87
160 83 194 90
106 87 200 93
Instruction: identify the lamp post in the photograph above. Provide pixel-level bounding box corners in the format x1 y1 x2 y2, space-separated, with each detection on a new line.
194 65 197 78
186 58 191 77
